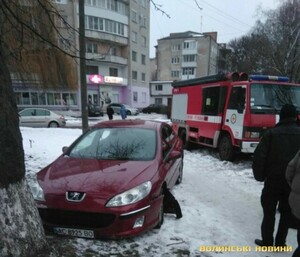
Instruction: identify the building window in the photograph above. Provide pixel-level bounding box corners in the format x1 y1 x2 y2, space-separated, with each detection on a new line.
133 92 138 102
155 98 163 104
141 54 146 65
141 73 146 82
171 57 180 64
109 46 117 56
202 86 224 115
140 15 146 27
132 51 137 62
131 31 137 43
171 70 180 77
132 71 138 80
183 40 196 49
183 55 196 62
86 65 98 74
109 67 118 76
155 84 163 91
182 67 195 75
172 44 181 51
107 0 117 11
141 36 146 47
57 15 68 28
85 15 125 36
131 10 137 23
86 43 98 53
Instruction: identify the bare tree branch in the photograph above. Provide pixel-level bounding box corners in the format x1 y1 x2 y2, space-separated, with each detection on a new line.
150 0 170 18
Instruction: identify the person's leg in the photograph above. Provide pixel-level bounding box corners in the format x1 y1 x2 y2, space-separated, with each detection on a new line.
260 187 278 245
275 196 291 246
291 214 300 256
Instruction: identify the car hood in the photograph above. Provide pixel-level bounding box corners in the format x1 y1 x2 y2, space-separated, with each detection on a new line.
38 156 158 198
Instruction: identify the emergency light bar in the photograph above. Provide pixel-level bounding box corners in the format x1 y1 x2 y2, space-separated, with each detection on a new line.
250 75 289 82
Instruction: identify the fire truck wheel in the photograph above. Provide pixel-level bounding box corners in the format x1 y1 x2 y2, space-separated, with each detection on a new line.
218 135 235 161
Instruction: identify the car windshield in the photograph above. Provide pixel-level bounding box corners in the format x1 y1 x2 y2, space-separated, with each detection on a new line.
68 127 156 160
250 83 300 114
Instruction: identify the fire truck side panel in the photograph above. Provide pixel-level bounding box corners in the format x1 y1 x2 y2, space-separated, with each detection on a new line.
187 117 222 147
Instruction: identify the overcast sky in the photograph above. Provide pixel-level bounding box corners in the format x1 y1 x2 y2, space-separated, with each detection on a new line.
150 0 281 57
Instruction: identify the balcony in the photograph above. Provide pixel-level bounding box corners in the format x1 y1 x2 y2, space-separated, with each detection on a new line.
182 48 197 55
181 61 197 68
85 30 128 46
86 53 128 66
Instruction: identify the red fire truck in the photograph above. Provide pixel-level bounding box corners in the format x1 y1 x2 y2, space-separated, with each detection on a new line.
171 72 300 161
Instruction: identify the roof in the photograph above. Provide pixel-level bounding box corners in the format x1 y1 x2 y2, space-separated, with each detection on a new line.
158 31 218 41
158 31 203 41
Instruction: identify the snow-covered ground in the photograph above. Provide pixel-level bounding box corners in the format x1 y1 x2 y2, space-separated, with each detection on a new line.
22 113 298 257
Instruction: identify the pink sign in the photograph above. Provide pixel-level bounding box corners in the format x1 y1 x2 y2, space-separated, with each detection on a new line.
88 74 104 84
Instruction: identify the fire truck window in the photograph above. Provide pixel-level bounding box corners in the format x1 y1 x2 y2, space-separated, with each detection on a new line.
202 87 220 115
228 87 246 112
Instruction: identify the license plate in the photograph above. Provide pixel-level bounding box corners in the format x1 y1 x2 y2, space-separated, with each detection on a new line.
53 227 94 239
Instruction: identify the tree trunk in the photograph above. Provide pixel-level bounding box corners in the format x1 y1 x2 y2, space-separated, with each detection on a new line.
0 42 48 256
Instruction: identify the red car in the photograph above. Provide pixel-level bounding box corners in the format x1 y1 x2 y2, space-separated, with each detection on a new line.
31 119 183 239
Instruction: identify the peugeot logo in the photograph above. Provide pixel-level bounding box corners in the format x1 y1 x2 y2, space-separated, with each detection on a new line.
66 191 86 202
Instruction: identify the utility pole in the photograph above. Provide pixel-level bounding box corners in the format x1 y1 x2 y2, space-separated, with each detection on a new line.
79 0 88 132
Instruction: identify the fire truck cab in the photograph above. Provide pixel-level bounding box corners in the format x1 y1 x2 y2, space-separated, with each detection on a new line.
171 72 300 161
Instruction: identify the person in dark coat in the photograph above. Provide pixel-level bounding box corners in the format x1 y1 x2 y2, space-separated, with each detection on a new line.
107 106 114 120
286 150 300 257
252 104 300 247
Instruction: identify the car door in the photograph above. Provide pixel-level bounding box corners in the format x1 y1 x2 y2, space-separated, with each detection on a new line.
160 124 182 188
19 108 35 127
35 108 49 127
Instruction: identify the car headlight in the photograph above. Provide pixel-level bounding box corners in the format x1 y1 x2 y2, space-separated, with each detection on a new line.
29 178 45 201
106 181 152 207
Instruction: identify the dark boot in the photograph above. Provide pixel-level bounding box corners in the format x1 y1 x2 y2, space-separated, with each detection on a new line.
254 239 273 247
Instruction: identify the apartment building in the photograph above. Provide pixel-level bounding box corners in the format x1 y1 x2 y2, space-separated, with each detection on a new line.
149 31 219 107
14 0 150 111
156 31 219 81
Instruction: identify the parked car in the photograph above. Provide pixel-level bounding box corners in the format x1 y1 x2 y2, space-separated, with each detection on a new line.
142 104 168 114
107 103 139 115
30 119 183 239
19 108 66 128
88 104 104 117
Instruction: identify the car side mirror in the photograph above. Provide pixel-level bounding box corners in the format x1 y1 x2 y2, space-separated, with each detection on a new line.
62 146 69 153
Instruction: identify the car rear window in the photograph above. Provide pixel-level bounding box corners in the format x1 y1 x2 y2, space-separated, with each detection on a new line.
69 128 156 160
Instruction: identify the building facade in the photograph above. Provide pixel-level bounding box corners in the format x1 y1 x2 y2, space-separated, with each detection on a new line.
14 0 151 111
149 31 219 108
149 81 172 107
156 31 219 81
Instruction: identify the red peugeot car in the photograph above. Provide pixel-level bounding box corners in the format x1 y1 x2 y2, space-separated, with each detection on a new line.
30 119 183 239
